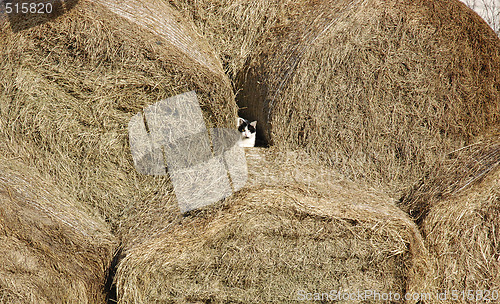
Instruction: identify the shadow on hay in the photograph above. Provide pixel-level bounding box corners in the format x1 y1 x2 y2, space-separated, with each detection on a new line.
104 247 125 304
399 131 500 225
2 0 79 32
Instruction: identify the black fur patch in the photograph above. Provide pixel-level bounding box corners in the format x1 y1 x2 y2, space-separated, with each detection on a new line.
238 121 247 132
238 118 256 134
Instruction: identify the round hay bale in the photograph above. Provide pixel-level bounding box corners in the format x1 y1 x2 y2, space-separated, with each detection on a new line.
0 158 117 303
171 0 500 194
237 0 500 194
116 147 430 303
399 132 500 296
0 0 237 244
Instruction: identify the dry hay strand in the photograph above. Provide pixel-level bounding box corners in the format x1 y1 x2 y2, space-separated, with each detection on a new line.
0 157 117 303
0 0 237 245
115 147 430 304
215 0 500 195
399 132 500 299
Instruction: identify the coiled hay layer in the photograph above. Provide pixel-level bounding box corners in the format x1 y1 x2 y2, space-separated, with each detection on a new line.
0 158 117 304
206 0 500 194
0 0 237 244
400 133 500 298
116 148 430 303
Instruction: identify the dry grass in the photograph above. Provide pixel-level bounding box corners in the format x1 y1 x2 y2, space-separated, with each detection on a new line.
116 147 430 303
399 131 500 301
0 157 117 303
424 169 500 302
167 0 287 81
170 0 500 196
0 0 237 247
0 1 240 301
2 0 498 302
400 130 500 222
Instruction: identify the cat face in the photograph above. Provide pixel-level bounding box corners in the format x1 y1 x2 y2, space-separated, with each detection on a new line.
237 118 257 147
237 118 257 138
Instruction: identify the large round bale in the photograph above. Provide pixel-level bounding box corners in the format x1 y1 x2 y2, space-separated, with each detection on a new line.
116 147 430 303
237 0 500 194
170 0 500 194
0 0 237 243
0 158 117 303
399 132 500 297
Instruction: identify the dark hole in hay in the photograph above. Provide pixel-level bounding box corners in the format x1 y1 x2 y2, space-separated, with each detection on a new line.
105 247 125 304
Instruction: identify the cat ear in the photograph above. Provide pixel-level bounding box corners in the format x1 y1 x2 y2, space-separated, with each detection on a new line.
237 117 245 126
250 121 257 127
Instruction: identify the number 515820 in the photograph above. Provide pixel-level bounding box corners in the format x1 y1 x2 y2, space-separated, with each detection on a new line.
5 2 53 14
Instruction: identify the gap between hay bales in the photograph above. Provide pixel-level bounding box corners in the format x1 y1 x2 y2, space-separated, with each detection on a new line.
399 131 500 299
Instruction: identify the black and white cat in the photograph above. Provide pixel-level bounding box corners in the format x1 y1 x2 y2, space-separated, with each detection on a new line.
237 117 257 147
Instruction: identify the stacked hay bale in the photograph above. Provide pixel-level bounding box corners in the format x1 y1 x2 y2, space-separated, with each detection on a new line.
0 158 116 303
399 132 500 298
116 147 431 303
168 0 500 195
0 0 238 246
